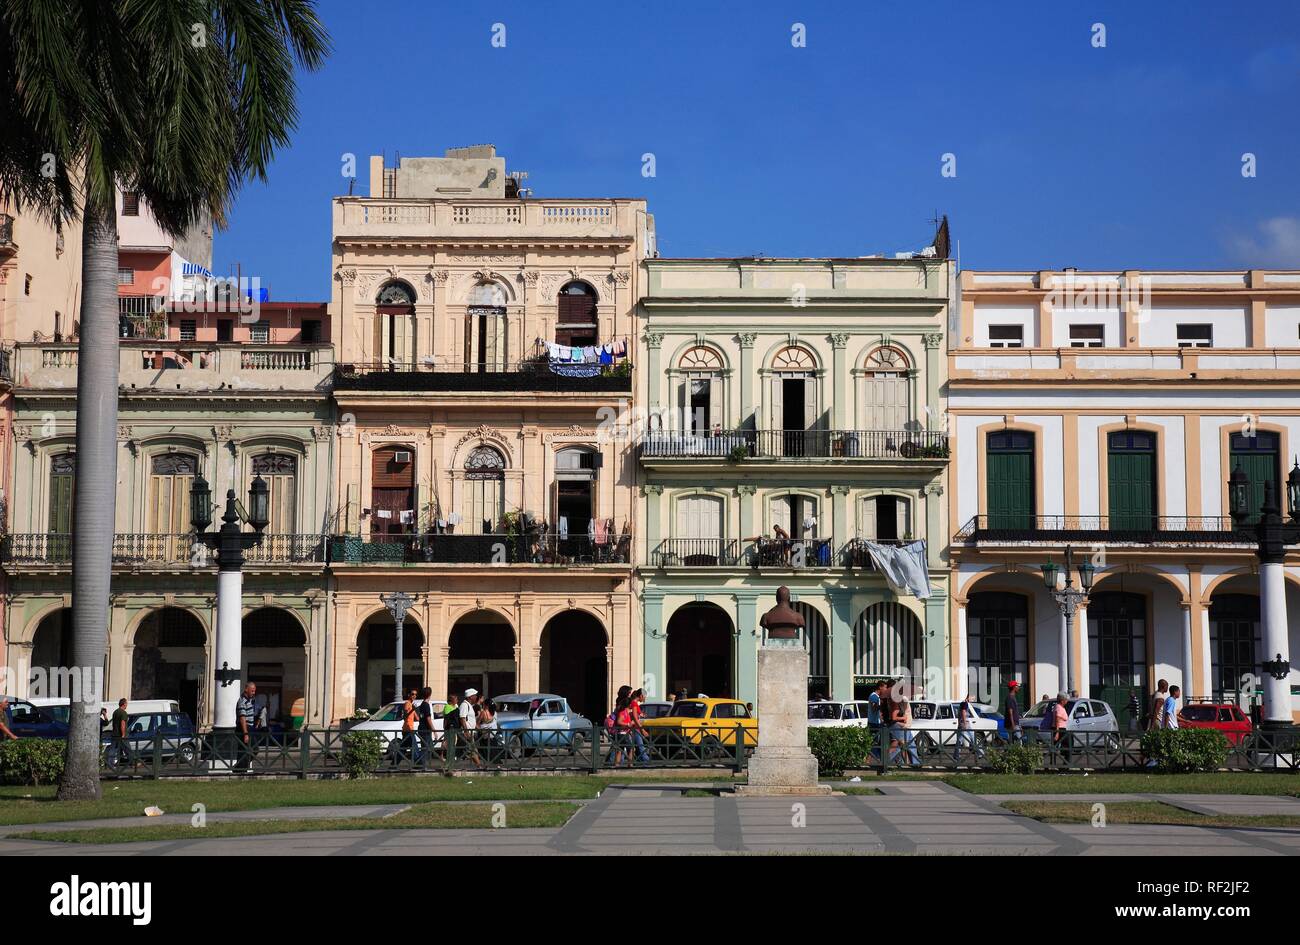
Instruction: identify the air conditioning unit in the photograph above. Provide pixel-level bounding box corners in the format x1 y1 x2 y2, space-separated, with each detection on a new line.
393 451 412 465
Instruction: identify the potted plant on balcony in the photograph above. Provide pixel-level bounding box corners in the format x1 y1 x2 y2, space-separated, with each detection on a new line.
728 443 749 463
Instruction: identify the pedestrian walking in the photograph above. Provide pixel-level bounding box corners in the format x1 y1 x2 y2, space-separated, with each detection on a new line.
236 683 257 769
954 693 984 762
1005 680 1022 745
109 697 130 766
629 688 651 763
606 685 633 766
416 686 437 765
443 693 461 759
398 688 420 766
889 691 920 767
1163 685 1181 729
460 688 483 767
0 699 16 742
1127 690 1142 733
1148 679 1169 730
1050 693 1070 762
868 679 887 759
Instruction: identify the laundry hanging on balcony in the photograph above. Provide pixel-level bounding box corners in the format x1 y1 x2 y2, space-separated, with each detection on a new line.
542 339 627 376
862 540 932 599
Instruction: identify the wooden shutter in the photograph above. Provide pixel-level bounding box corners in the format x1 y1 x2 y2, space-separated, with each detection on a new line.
987 440 1034 530
858 498 876 541
48 462 75 533
899 497 912 539
707 378 722 432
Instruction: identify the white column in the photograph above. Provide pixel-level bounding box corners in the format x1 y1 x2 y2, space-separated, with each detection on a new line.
1199 607 1213 700
953 604 968 702
1260 561 1291 724
215 569 242 729
1180 604 1194 697
1076 603 1090 698
1059 612 1070 695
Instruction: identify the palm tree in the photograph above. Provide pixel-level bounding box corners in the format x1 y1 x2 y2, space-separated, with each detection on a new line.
0 1 328 799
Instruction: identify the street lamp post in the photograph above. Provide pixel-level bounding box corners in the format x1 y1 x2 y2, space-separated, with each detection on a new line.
380 591 415 702
190 475 270 745
1228 462 1300 730
1040 545 1095 696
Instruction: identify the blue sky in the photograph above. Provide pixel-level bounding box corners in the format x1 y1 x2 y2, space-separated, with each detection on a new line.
216 0 1300 300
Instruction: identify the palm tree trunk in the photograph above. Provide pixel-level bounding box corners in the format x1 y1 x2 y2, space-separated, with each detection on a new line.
56 194 119 801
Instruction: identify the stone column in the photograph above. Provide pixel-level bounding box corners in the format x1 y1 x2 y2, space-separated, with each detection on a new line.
924 595 947 699
923 332 944 427
735 593 758 705
828 589 855 701
953 601 967 702
645 332 664 415
1075 601 1089 698
737 484 756 547
1259 560 1290 724
829 333 849 430
643 593 666 699
1180 602 1194 696
738 332 757 428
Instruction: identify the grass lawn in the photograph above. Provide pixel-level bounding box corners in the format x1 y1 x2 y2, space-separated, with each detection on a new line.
937 772 1300 796
13 801 579 844
1003 800 1300 829
0 772 720 826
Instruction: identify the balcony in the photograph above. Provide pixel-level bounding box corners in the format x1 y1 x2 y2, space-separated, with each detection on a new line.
954 515 1248 547
334 198 639 244
640 429 949 462
12 341 333 393
326 531 631 566
0 212 15 258
651 537 839 569
1 533 327 569
333 359 631 394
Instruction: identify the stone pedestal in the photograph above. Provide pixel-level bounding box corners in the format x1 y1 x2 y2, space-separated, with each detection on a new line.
735 645 832 796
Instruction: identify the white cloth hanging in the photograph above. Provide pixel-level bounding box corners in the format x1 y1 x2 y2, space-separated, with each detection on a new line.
864 540 932 599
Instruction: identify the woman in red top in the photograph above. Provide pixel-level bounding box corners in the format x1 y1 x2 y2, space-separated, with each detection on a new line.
629 688 650 764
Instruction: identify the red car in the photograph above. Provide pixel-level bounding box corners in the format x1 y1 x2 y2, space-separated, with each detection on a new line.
1177 702 1252 746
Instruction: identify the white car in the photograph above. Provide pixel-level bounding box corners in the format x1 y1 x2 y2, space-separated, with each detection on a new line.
1021 698 1120 747
348 699 446 748
905 700 997 749
807 700 874 728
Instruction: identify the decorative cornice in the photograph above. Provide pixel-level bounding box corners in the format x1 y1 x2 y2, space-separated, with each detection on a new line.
454 424 514 460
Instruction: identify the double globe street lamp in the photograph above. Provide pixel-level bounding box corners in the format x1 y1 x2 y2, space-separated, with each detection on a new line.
189 474 270 749
1228 461 1300 730
1039 545 1096 697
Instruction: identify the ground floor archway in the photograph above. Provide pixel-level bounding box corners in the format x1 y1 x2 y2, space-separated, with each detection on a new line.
1209 591 1261 705
666 603 734 698
539 610 607 720
355 612 425 710
853 601 923 689
448 610 516 701
242 608 308 726
132 607 206 720
29 607 73 696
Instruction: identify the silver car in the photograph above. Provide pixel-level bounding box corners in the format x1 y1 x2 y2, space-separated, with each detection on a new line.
1022 698 1120 748
491 693 592 754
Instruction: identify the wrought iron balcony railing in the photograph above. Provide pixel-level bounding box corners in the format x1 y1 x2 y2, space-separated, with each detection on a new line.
326 531 631 566
954 515 1247 545
641 429 949 460
1 533 327 566
651 538 740 567
333 358 632 393
744 536 836 569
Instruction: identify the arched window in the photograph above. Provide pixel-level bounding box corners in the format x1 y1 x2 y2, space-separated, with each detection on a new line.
252 453 298 533
677 346 724 436
148 453 199 560
863 346 910 431
770 346 818 455
375 281 416 366
467 282 507 371
462 446 505 534
555 281 598 347
967 592 1028 695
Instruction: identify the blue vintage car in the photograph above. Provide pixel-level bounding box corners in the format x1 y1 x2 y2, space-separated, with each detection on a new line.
490 693 592 754
0 698 68 739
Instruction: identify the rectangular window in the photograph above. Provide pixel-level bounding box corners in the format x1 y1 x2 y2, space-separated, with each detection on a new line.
250 321 270 343
24 274 32 296
121 192 140 216
179 319 197 341
1068 324 1104 348
987 324 1024 348
117 268 134 286
217 319 233 342
300 319 321 344
1176 324 1213 348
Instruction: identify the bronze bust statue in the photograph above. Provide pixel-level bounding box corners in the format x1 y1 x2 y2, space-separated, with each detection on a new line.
760 585 805 646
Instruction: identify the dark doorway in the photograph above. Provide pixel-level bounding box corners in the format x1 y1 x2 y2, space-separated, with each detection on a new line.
131 608 206 721
782 377 806 455
448 612 516 701
540 611 607 720
666 604 734 698
355 614 425 710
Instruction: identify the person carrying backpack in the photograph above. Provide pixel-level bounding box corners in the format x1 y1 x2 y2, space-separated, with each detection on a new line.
415 686 437 766
605 685 633 766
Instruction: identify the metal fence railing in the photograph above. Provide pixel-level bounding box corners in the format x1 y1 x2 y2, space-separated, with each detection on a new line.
96 722 755 779
954 514 1246 545
327 532 632 566
642 429 950 461
1 533 327 567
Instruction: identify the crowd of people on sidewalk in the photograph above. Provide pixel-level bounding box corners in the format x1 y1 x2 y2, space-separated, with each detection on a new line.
396 686 496 768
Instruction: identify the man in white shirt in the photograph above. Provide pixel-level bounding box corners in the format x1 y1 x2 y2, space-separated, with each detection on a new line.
459 688 482 766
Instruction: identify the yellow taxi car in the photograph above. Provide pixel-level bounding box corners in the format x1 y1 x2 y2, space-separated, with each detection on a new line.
639 697 758 753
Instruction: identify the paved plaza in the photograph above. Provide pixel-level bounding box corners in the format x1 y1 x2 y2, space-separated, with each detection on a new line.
3 782 1299 856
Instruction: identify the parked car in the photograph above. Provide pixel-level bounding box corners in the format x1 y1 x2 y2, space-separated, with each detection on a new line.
640 697 757 755
101 710 200 766
0 697 68 738
1178 701 1253 746
807 700 874 728
1021 698 1121 747
492 693 592 754
638 700 674 720
347 699 446 749
906 700 998 750
972 703 1009 743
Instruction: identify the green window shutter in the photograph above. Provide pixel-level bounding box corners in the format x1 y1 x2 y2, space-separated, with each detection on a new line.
986 449 1033 530
1107 449 1155 530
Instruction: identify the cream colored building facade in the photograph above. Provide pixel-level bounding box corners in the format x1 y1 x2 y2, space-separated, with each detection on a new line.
952 269 1300 722
326 147 650 723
